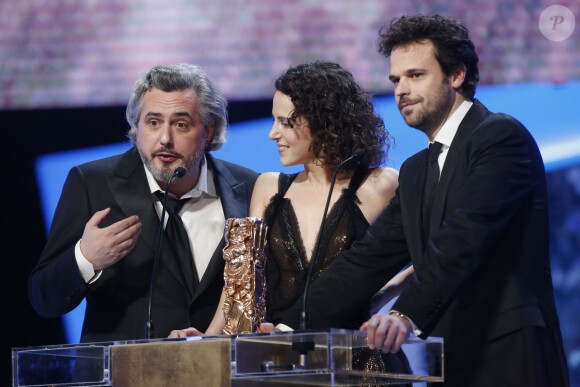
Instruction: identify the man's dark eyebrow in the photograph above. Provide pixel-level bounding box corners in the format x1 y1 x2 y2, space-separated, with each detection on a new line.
389 68 425 81
403 68 424 75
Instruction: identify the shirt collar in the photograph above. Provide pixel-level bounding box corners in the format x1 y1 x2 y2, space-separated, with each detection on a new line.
431 100 473 147
143 154 217 199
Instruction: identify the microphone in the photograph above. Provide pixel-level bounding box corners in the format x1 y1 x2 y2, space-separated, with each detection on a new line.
300 149 364 331
291 149 365 367
145 166 186 339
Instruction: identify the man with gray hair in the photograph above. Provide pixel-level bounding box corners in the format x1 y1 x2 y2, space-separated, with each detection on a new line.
29 64 258 342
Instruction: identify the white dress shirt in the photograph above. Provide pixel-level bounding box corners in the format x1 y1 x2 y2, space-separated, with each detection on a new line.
430 100 473 175
76 155 225 284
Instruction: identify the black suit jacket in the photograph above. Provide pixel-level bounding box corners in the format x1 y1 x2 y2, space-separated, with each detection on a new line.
281 101 568 383
29 147 258 342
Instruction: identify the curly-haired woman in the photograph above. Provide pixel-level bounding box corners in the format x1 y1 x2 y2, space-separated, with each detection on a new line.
171 61 409 336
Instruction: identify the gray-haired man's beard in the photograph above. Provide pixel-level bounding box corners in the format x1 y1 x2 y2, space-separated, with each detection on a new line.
137 146 203 183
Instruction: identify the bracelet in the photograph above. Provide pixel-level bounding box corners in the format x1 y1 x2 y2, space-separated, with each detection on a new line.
388 310 422 337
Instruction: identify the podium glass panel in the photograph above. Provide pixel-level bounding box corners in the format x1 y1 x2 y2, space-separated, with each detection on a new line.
13 330 443 386
12 342 112 386
231 329 443 385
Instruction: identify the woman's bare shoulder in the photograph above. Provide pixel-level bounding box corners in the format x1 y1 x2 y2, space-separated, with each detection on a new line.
249 172 281 217
256 171 280 187
365 167 399 195
355 167 398 224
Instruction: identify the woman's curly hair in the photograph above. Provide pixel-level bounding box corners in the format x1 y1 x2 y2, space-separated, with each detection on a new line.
274 61 390 173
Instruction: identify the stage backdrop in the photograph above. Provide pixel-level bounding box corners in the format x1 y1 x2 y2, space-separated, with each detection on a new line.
1 0 578 109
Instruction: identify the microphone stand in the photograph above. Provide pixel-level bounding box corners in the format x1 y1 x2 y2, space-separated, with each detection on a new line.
294 149 364 366
145 167 186 339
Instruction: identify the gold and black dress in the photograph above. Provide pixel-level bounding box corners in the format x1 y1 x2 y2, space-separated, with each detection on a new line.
264 169 372 328
262 169 412 385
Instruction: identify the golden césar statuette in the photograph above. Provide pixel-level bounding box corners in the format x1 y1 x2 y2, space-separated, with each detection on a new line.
222 217 268 334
